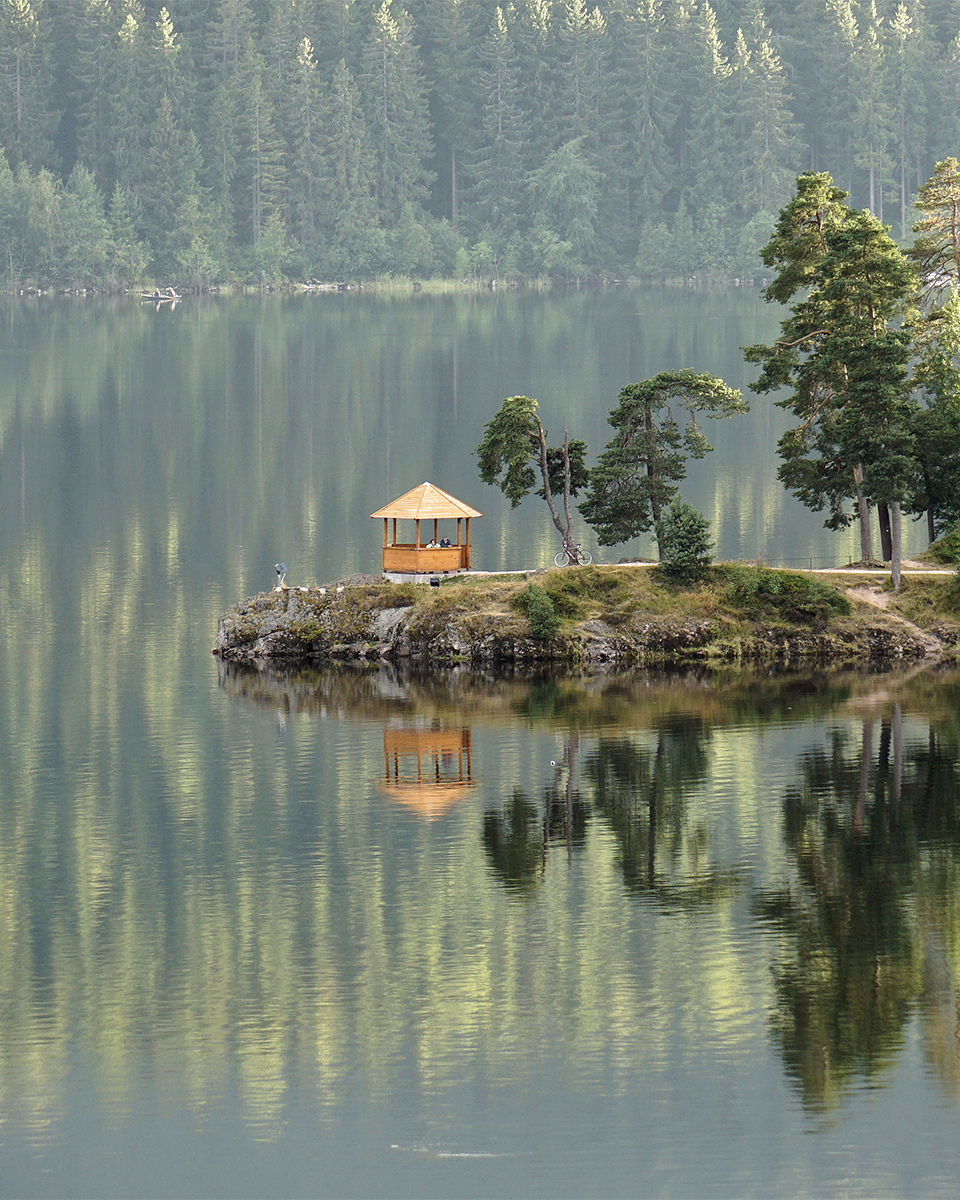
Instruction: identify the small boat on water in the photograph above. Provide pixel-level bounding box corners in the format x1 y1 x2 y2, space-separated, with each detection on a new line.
140 286 180 302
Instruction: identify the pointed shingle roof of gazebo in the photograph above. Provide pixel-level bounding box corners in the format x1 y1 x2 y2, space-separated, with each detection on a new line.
370 481 482 520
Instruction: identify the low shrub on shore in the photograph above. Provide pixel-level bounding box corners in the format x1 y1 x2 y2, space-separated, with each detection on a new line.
716 563 851 625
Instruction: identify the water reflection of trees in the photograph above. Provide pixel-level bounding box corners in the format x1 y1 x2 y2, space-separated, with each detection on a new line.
757 709 960 1111
482 712 747 904
482 736 589 892
583 717 743 905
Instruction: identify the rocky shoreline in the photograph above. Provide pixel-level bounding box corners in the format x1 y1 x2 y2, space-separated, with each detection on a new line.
213 567 960 670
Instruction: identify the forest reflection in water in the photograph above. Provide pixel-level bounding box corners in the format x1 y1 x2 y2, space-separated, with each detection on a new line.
3 661 960 1197
219 662 960 1117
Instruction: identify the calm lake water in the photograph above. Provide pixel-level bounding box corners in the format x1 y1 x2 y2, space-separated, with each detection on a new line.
1 290 958 1199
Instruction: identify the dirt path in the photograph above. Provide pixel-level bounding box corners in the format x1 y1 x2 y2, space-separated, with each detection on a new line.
842 582 947 658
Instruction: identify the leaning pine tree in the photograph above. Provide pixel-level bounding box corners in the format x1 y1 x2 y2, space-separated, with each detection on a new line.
476 395 589 561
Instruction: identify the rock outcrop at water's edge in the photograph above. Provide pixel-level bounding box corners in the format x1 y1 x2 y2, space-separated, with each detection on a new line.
214 570 959 670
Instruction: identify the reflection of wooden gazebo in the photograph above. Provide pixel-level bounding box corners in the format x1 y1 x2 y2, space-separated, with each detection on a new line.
382 726 475 820
371 481 481 577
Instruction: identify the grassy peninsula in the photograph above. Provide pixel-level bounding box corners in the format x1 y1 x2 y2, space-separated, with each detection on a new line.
214 563 960 670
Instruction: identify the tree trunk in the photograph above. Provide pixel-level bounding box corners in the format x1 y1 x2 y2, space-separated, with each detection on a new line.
854 465 873 562
645 408 664 558
877 501 892 562
855 719 873 834
536 421 576 557
927 505 936 545
451 144 458 230
892 703 903 808
890 499 902 592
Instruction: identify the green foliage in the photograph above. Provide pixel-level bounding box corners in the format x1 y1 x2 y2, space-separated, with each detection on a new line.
720 564 851 624
580 371 745 548
476 395 540 507
1 1 960 284
514 582 561 640
537 440 589 502
477 393 587 549
657 500 713 582
747 178 919 539
926 523 960 563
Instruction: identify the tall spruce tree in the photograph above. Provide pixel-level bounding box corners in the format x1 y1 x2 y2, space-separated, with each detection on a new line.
360 0 434 227
465 5 528 246
850 0 893 218
627 0 676 223
72 0 117 184
889 1 933 239
235 37 286 247
317 57 383 274
746 179 918 582
0 0 58 168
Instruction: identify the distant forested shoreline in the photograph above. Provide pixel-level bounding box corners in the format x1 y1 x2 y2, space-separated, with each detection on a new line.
0 0 954 289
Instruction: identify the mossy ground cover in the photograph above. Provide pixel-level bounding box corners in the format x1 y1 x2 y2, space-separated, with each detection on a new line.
226 564 960 661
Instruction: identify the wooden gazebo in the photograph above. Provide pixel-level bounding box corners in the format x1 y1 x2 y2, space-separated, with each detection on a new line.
371 481 481 577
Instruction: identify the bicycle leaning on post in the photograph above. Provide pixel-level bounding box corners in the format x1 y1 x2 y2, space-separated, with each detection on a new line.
554 541 592 567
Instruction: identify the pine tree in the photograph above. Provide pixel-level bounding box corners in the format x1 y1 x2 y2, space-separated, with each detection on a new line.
107 2 150 202
59 161 110 282
558 0 606 150
141 92 204 273
799 0 858 184
746 183 918 578
850 0 893 217
359 0 434 226
513 0 562 169
477 394 590 554
888 1 934 239
73 0 118 183
465 6 528 246
683 3 732 216
628 0 676 223
728 22 800 220
418 0 478 229
288 35 322 257
908 156 960 306
106 179 149 282
316 57 383 274
235 37 286 247
0 0 58 168
580 371 745 554
526 137 600 278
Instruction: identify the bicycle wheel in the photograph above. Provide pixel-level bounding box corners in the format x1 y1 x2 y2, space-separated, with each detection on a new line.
578 549 592 565
554 549 570 567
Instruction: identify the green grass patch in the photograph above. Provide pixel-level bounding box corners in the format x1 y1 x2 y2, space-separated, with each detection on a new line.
924 523 960 564
716 563 850 625
888 574 960 623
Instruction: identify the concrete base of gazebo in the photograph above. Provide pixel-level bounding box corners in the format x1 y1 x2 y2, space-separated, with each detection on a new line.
384 569 465 584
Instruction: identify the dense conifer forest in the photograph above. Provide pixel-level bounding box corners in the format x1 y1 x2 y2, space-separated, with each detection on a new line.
0 0 956 287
